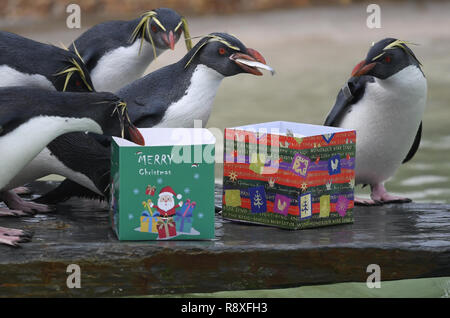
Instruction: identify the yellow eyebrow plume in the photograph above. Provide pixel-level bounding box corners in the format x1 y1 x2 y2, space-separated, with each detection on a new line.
184 34 241 68
382 39 422 66
54 58 93 92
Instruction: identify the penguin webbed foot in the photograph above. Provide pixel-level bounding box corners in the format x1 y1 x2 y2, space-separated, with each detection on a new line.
370 183 412 205
12 186 33 195
0 226 33 247
1 190 54 215
354 197 383 206
0 207 31 217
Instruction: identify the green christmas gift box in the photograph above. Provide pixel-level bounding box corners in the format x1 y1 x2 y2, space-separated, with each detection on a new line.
110 128 216 240
222 121 356 230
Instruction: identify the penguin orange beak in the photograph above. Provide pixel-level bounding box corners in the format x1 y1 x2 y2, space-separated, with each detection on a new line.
162 31 175 50
351 60 376 77
128 125 145 146
230 48 270 76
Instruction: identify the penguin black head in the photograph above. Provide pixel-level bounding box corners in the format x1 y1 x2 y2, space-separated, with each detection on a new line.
351 38 422 79
184 32 272 77
54 53 95 92
132 8 191 52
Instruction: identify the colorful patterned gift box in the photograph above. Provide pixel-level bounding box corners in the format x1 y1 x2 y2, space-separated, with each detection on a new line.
222 121 356 230
109 128 216 240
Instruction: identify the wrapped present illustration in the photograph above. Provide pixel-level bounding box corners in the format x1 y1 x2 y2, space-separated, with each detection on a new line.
174 199 196 233
110 128 215 240
140 211 160 233
139 199 159 233
157 217 177 239
145 185 156 196
223 121 355 230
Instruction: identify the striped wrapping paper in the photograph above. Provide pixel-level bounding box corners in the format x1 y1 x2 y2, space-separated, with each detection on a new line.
222 122 356 230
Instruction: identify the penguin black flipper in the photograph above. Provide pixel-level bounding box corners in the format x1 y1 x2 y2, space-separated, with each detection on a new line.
127 98 166 127
33 133 112 204
34 179 105 204
324 75 375 127
402 121 422 164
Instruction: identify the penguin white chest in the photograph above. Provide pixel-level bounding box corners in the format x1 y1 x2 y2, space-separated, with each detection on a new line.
339 66 427 184
90 41 162 92
0 116 100 190
155 65 224 128
0 65 56 90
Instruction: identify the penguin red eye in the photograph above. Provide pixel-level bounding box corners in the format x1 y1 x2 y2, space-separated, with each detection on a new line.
151 25 158 32
385 56 391 63
218 48 226 55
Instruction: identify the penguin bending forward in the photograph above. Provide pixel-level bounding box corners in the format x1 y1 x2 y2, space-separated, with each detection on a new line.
69 8 192 92
0 87 144 246
324 38 427 205
0 31 94 92
0 31 98 211
35 33 274 203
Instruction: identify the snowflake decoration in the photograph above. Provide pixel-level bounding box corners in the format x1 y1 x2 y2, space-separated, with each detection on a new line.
198 212 204 219
157 178 163 184
184 187 190 194
128 214 134 220
229 171 238 182
194 173 200 180
133 188 139 195
300 182 308 192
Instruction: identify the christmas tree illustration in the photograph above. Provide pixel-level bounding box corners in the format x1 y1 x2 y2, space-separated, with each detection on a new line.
253 190 264 208
302 200 309 214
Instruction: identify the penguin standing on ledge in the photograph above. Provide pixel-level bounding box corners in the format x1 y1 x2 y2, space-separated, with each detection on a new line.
0 30 97 210
0 87 144 246
0 31 94 92
69 8 192 92
324 38 427 205
35 33 274 203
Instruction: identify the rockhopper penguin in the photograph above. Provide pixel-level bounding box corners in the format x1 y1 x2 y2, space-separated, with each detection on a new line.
0 31 96 211
324 38 427 205
0 31 94 92
0 87 144 246
69 8 192 92
36 33 275 203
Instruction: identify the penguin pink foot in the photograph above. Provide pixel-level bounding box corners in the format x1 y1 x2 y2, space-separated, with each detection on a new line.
0 207 29 217
354 197 382 206
12 186 32 195
1 190 53 214
0 226 32 247
370 183 412 204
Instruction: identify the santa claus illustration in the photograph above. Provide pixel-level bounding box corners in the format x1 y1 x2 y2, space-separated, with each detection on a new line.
149 186 183 217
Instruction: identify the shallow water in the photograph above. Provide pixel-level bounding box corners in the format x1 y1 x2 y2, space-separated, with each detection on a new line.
153 276 450 298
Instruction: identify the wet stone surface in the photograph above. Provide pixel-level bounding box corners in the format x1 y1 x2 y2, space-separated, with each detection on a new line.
0 182 449 297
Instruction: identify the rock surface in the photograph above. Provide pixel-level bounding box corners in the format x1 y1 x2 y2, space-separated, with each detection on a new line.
0 182 449 297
